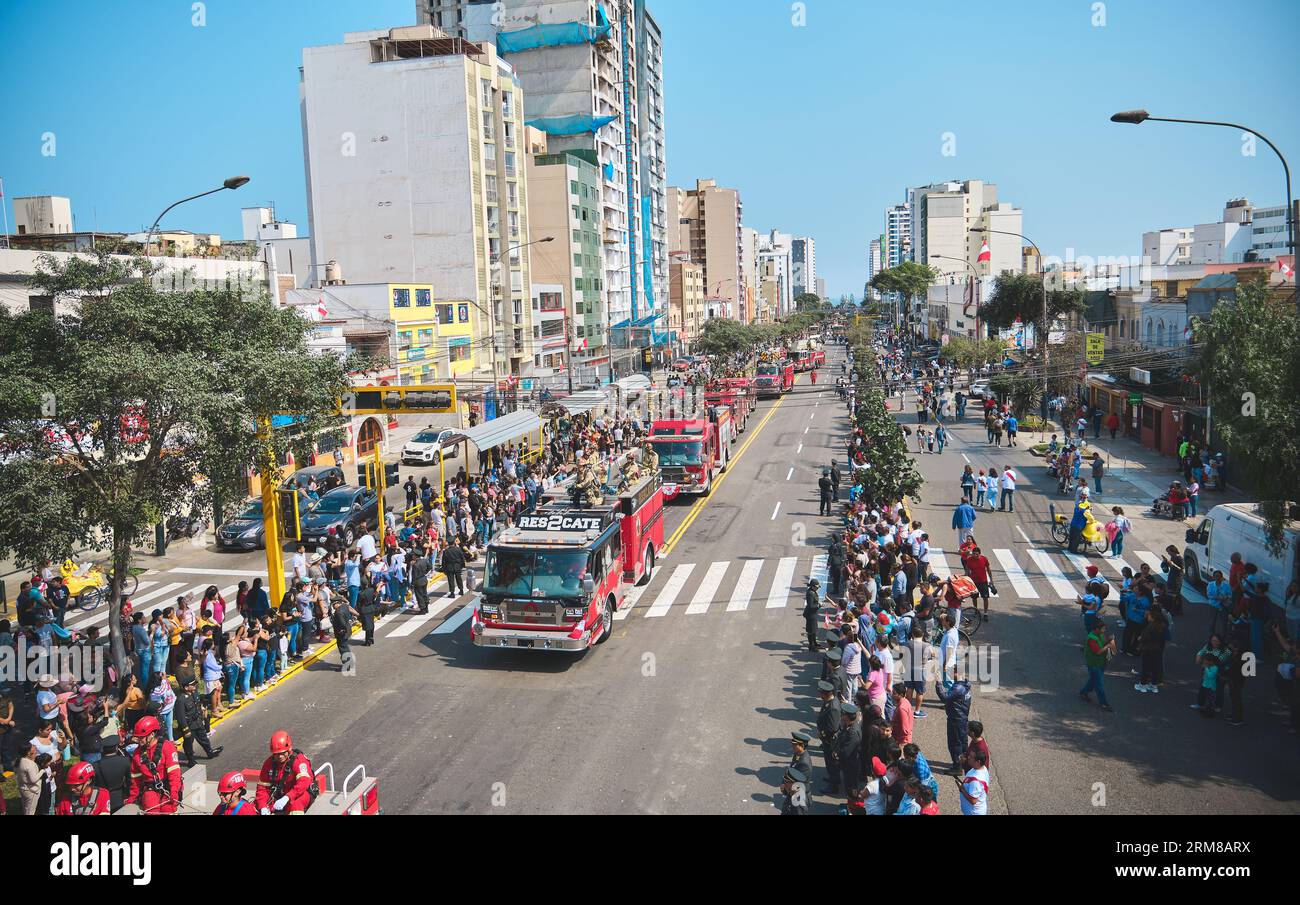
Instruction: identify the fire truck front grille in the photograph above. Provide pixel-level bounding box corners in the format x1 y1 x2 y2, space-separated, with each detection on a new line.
503 601 563 626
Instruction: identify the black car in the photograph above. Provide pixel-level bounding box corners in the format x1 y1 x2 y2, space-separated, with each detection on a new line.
216 498 269 551
298 485 380 547
280 464 345 495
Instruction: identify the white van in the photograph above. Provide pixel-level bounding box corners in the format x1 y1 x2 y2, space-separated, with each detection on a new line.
1183 503 1300 601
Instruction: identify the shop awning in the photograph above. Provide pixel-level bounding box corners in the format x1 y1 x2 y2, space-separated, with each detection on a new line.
452 409 542 452
559 389 608 415
614 374 651 395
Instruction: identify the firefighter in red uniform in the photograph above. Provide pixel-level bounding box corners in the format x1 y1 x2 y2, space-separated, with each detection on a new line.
255 730 315 815
55 761 112 815
810 369 818 385
124 715 183 814
214 770 258 815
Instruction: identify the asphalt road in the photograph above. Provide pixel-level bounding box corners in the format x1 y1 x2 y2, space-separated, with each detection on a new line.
76 343 1299 814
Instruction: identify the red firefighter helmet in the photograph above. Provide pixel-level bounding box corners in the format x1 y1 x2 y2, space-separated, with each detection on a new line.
132 715 161 737
67 761 97 785
217 771 247 795
269 730 293 754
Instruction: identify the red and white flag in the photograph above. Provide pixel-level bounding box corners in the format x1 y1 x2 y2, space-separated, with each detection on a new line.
316 294 329 319
1279 258 1294 281
977 240 991 263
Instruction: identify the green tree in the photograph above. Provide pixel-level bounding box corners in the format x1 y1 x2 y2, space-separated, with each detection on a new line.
0 252 358 673
694 317 754 360
979 272 1085 331
794 292 824 312
1189 278 1300 551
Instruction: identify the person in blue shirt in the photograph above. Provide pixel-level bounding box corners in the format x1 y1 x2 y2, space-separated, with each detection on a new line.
1005 415 1019 447
1205 570 1232 638
1120 583 1152 655
951 499 977 550
1068 496 1091 553
344 552 362 608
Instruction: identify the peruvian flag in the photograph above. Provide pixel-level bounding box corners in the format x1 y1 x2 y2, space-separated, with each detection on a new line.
316 294 329 319
1279 258 1294 281
977 240 992 263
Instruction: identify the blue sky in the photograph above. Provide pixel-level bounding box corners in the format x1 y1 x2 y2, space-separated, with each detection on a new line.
3 0 1297 299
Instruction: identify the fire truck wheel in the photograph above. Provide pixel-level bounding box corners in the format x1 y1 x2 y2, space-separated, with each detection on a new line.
637 546 655 586
597 596 615 643
721 449 729 473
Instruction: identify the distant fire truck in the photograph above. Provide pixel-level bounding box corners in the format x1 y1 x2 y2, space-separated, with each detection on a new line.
754 359 795 398
792 340 826 372
650 407 735 500
704 377 756 432
470 472 664 651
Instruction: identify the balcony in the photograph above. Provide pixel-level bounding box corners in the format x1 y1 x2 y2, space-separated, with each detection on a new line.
485 189 498 204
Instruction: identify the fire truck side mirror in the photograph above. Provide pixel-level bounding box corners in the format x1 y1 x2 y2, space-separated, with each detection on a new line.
581 576 596 596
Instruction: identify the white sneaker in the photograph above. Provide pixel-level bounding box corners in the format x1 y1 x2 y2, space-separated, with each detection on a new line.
1134 683 1148 693
1189 703 1200 709
1149 685 1160 694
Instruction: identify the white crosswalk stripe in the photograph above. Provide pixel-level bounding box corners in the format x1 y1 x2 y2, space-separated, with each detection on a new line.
1061 551 1095 580
1133 550 1165 572
613 584 647 621
810 554 829 604
992 549 1039 598
685 562 730 615
726 560 764 612
645 564 696 618
765 557 799 609
385 596 460 637
928 549 953 581
1027 549 1077 599
432 605 474 635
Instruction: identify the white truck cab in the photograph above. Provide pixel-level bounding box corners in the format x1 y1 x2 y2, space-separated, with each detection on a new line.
1183 503 1299 601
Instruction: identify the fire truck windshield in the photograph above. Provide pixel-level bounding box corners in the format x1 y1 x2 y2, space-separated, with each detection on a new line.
650 440 703 466
485 548 591 599
756 363 778 376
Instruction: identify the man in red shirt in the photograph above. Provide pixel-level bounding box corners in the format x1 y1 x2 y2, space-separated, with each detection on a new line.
890 683 914 744
124 716 183 814
55 761 111 815
255 730 316 815
962 546 994 617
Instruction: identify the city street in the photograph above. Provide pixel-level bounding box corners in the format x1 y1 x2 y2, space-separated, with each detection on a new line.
58 343 1295 815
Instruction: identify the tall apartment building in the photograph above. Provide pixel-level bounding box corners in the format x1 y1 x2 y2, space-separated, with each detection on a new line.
909 180 1022 278
868 235 883 299
667 178 744 317
791 236 817 299
421 0 668 346
300 24 535 379
739 226 759 323
526 141 608 372
884 202 911 270
757 229 793 316
669 252 704 351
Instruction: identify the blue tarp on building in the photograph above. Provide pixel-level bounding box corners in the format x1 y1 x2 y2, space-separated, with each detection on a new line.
525 113 617 136
497 4 611 53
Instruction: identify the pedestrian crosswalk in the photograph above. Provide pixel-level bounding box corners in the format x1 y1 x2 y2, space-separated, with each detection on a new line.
52 542 1206 649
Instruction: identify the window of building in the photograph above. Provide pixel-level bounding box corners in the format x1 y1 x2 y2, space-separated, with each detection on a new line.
392 288 411 308
417 328 434 345
458 304 470 323
481 79 492 108
482 111 495 141
449 342 471 363
397 331 412 350
415 288 431 307
436 303 453 325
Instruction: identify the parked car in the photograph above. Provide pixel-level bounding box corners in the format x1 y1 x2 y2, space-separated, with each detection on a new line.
967 379 992 400
216 498 270 551
401 427 459 465
298 485 381 547
280 464 345 495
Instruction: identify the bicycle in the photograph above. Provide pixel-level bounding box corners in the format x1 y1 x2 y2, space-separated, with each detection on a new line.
65 561 141 612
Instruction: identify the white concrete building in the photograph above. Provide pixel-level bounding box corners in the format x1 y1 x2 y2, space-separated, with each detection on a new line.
884 202 910 269
868 236 882 299
1249 201 1292 261
299 24 536 378
910 180 1023 279
791 236 816 298
12 195 73 235
1142 227 1194 266
757 229 793 316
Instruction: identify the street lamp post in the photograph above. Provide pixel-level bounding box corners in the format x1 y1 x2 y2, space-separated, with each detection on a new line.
971 227 1051 437
490 235 554 383
1107 109 1289 280
144 176 249 256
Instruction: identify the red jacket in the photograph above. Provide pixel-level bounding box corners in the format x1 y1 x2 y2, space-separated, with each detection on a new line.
125 740 183 814
213 798 258 815
56 787 111 815
255 752 315 814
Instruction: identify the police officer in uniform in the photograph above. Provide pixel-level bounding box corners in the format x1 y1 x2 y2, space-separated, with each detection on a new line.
780 767 809 815
818 470 834 516
829 462 842 499
802 579 822 652
177 676 222 767
790 729 814 790
410 551 432 615
821 647 843 694
836 702 862 804
816 681 841 794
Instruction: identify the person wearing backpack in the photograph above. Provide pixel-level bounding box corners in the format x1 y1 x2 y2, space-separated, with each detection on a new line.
256 730 317 815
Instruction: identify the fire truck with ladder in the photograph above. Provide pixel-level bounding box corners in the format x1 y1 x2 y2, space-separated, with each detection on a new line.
704 377 756 433
470 469 664 651
754 358 795 398
650 406 736 500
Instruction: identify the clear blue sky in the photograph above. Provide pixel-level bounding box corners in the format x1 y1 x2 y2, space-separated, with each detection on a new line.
3 0 1297 299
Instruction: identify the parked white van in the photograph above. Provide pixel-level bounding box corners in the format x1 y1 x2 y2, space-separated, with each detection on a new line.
1183 503 1300 601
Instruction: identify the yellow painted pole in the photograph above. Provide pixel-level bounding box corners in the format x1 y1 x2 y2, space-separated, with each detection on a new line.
257 419 287 610
374 441 386 556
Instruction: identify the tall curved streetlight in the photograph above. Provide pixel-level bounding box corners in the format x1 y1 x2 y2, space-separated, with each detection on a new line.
487 235 554 380
1110 109 1295 310
144 175 250 256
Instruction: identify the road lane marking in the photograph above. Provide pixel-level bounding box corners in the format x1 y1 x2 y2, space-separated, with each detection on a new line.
771 501 781 520
613 584 647 621
804 426 809 434
1133 550 1164 572
962 454 971 463
431 604 473 635
130 581 188 607
385 594 460 637
167 567 275 577
726 560 763 611
645 564 696 617
810 554 829 603
796 443 803 454
766 556 799 609
1105 554 1135 579
810 412 815 420
786 467 793 480
1028 549 1078 599
992 548 1039 598
928 549 953 581
1015 525 1032 545
685 561 729 615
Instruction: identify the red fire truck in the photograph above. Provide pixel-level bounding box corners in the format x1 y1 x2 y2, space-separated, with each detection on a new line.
704 377 756 433
754 359 795 398
650 407 736 500
470 472 664 651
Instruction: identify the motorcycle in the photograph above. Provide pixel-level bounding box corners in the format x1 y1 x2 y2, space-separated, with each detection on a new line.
166 511 209 542
1149 497 1188 520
